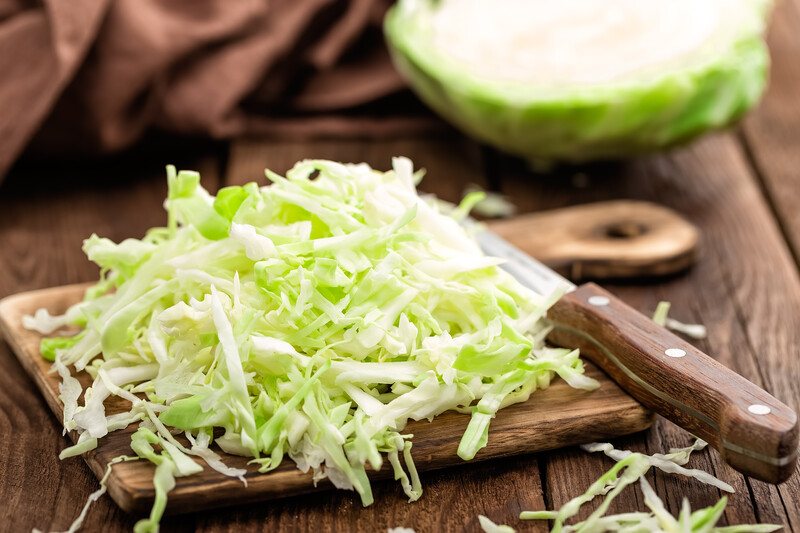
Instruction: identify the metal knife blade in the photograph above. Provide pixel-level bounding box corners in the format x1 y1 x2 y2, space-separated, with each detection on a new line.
476 228 575 296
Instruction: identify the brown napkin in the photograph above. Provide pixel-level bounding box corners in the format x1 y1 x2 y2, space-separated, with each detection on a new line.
0 0 435 178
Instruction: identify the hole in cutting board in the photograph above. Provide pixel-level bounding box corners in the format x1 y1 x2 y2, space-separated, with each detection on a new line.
604 221 647 239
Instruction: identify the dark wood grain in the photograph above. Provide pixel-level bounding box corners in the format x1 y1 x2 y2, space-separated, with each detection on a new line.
0 271 652 516
3 131 800 531
494 131 800 529
490 200 699 281
548 283 798 483
740 0 800 262
0 150 223 533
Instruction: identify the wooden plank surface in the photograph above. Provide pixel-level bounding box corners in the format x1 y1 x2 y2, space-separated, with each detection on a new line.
0 150 224 533
0 282 652 515
1 9 800 530
740 0 800 262
494 132 800 528
2 131 800 531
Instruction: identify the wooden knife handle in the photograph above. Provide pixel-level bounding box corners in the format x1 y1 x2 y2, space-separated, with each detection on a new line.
547 283 798 484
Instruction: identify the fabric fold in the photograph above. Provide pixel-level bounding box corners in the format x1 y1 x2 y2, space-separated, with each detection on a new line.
0 0 429 179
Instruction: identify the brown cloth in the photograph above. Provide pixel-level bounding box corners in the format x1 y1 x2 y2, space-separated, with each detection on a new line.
0 0 435 178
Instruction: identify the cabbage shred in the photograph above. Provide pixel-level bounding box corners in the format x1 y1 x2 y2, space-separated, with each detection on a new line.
481 439 779 533
28 158 598 531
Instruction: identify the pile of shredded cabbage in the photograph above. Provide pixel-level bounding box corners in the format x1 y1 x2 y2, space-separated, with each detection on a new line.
27 158 598 532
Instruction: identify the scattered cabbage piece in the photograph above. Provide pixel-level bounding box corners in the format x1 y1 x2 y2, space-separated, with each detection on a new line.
462 185 517 219
478 515 516 533
520 438 780 532
385 0 772 165
653 300 708 340
582 440 733 493
652 301 672 327
28 158 598 530
24 305 85 334
35 455 139 533
541 476 782 533
521 453 652 532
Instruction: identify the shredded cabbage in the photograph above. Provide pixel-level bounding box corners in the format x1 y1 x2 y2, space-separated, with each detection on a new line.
652 301 672 327
653 300 708 340
521 473 781 533
478 515 516 533
581 440 734 493
36 455 139 533
461 185 517 219
518 438 780 533
29 157 598 530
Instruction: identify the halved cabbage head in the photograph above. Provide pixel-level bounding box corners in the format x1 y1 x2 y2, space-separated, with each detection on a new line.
385 0 772 164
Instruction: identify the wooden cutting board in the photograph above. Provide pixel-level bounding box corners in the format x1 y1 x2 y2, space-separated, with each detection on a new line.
0 201 695 515
490 200 699 281
0 284 653 515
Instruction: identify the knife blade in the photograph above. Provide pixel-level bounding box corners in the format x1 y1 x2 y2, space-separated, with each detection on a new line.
477 226 799 484
477 229 575 296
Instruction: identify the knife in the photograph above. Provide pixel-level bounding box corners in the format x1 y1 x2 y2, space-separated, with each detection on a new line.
477 228 799 484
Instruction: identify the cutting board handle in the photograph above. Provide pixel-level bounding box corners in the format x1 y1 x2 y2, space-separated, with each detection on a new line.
489 200 699 281
547 283 798 484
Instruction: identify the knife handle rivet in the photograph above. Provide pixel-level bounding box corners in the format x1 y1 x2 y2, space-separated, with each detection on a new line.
748 404 771 415
665 348 686 358
588 295 610 306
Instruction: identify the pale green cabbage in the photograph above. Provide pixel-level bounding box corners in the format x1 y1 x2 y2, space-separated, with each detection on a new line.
479 438 780 532
28 158 598 532
515 439 780 533
479 515 517 533
385 0 772 165
653 300 709 340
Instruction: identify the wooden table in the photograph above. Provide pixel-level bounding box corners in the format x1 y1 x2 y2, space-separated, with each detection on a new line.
3 3 800 531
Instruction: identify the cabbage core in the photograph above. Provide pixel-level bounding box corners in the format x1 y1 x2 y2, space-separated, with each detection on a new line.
430 0 751 86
